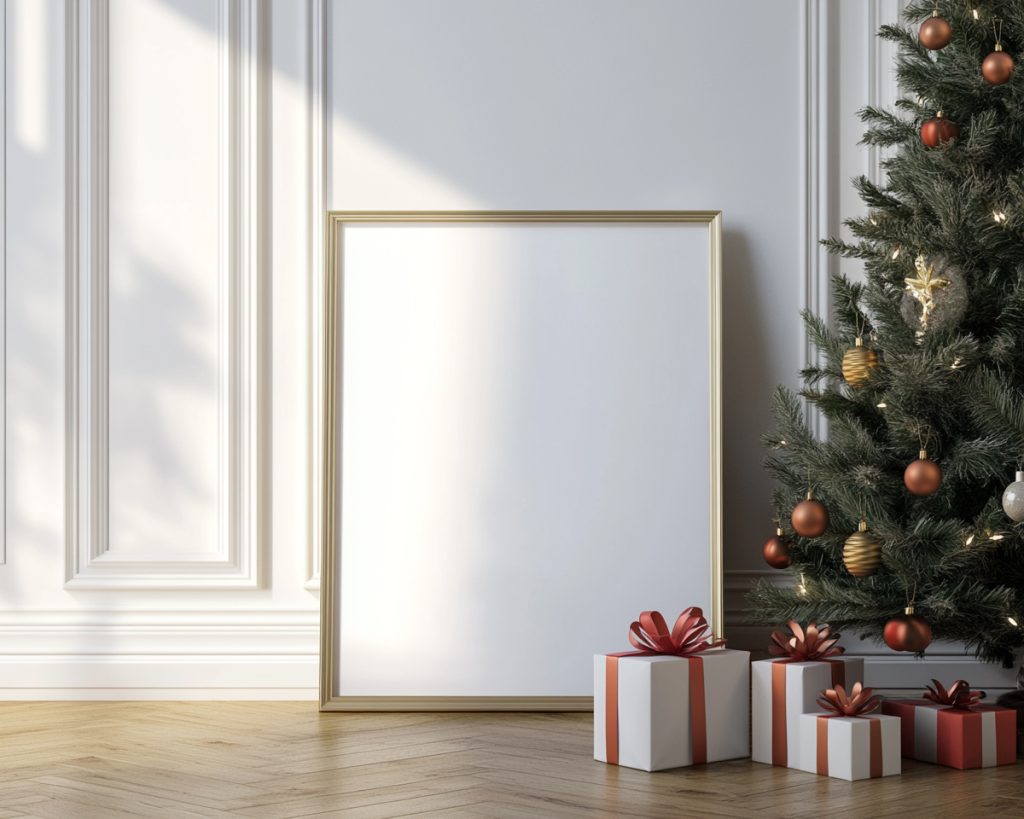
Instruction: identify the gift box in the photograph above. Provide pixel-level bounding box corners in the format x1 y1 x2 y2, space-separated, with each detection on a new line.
797 713 901 781
751 621 864 768
881 679 1016 770
882 695 1017 769
593 609 750 771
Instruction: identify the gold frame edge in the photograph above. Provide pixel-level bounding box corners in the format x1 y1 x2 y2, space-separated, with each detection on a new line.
321 696 595 713
319 211 724 711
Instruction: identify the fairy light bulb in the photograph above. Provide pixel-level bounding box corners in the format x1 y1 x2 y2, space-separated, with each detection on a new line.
892 246 901 259
966 534 975 546
798 574 808 595
1009 617 1019 627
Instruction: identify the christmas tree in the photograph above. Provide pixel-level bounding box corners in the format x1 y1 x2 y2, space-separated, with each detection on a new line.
748 1 1024 672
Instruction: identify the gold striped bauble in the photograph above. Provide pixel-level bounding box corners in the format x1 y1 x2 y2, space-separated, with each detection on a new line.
842 337 879 388
843 520 883 578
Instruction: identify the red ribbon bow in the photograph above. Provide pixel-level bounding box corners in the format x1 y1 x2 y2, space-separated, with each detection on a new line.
769 620 845 661
817 682 881 717
923 679 983 710
627 608 726 655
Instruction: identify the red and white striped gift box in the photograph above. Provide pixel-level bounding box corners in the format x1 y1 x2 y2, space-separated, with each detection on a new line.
881 699 1017 770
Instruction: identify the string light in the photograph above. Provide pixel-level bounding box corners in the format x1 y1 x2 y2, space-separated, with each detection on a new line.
951 358 961 369
993 211 1007 223
974 8 980 20
877 402 888 408
798 574 808 595
966 534 975 546
1009 617 1019 627
892 246 902 259
870 218 878 226
990 533 1005 541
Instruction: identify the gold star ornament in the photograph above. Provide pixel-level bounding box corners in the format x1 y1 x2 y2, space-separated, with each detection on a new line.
905 255 950 329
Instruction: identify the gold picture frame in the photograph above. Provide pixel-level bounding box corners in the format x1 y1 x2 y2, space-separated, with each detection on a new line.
320 211 723 712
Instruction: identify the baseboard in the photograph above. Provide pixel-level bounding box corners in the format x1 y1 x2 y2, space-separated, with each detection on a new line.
864 655 1019 689
321 696 594 712
0 688 318 701
0 656 319 701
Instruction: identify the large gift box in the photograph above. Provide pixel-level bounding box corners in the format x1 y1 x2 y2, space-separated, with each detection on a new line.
752 621 864 767
881 680 1017 770
797 683 899 781
593 609 750 772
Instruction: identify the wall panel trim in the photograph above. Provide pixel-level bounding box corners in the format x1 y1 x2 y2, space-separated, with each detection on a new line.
64 0 266 588
799 0 833 441
305 0 325 590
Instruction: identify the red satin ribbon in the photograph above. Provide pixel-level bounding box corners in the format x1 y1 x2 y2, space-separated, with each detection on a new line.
770 657 847 767
769 620 845 662
923 679 983 710
816 714 883 778
604 608 722 767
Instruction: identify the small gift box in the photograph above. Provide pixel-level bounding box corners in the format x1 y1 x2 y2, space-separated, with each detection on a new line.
594 608 750 771
752 621 865 768
796 684 900 781
881 680 1017 769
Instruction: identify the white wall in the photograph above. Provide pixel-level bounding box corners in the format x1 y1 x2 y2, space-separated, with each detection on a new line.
1 0 1011 699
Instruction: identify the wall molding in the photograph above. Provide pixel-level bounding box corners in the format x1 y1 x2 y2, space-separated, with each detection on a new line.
305 0 326 590
64 0 267 588
799 0 834 441
866 0 906 188
0 608 319 700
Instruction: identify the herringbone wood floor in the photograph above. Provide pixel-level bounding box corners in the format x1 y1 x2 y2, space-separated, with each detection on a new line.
0 703 1021 818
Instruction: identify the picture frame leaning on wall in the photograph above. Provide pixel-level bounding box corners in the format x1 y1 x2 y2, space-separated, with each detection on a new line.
320 211 723 711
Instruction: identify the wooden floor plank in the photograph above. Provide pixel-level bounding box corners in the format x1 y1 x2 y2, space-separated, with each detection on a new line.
0 704 1019 819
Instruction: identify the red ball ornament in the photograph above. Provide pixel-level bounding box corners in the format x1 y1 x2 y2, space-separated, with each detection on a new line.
983 47 1014 85
904 450 942 496
763 527 793 570
884 607 933 652
919 12 952 50
791 491 830 538
921 113 959 148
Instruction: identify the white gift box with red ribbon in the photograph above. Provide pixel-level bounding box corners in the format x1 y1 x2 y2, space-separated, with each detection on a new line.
593 649 750 771
751 656 865 768
592 608 748 772
796 713 901 781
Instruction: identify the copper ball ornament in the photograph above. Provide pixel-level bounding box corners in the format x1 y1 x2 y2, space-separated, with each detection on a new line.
791 491 830 538
921 114 959 148
905 450 942 496
883 607 933 652
843 521 883 578
983 47 1014 85
842 337 880 388
919 13 952 50
763 527 793 570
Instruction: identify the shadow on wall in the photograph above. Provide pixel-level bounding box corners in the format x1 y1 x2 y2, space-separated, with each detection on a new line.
721 229 780 570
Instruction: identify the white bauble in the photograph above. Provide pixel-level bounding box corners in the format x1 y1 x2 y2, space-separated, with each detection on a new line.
1002 471 1024 522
